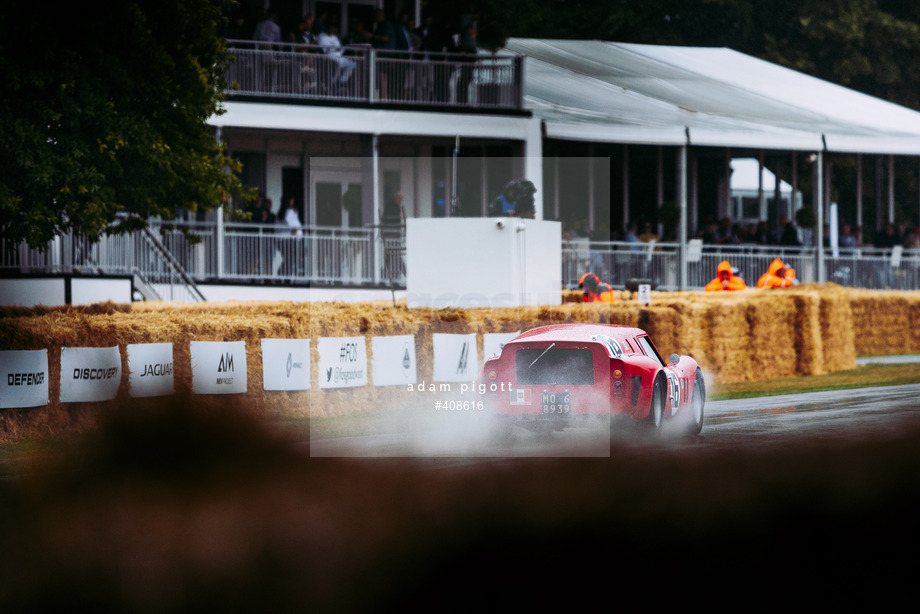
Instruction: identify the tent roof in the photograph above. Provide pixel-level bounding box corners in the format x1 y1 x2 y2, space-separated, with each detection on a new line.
503 39 920 154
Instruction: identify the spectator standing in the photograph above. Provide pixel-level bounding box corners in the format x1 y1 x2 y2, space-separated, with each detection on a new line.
253 10 282 44
778 215 803 246
276 196 303 278
874 222 901 249
639 221 658 243
454 4 479 104
371 9 398 98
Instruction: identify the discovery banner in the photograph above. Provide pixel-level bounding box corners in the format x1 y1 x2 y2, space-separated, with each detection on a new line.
60 346 122 403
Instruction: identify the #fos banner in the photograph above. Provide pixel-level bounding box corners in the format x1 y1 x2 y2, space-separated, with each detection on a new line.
371 335 417 387
317 337 368 389
60 346 122 403
127 343 174 398
261 339 310 391
0 350 49 409
190 341 247 394
432 333 478 382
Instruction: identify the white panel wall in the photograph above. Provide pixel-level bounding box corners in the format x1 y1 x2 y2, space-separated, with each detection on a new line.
406 218 561 308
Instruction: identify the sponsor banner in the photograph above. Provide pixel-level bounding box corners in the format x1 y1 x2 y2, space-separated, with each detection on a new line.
127 343 174 398
0 350 49 409
483 331 520 359
318 337 368 389
261 339 310 391
432 333 478 382
372 335 417 387
60 346 122 403
190 341 247 394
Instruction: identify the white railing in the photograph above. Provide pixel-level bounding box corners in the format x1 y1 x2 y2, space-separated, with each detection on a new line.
7 224 920 298
224 40 523 110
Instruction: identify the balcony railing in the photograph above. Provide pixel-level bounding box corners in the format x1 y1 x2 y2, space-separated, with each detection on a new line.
224 40 524 111
6 221 920 300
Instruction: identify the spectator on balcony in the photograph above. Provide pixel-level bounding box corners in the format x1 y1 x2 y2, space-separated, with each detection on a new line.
639 221 658 243
875 222 901 249
488 181 517 217
382 188 406 226
453 4 479 104
253 10 282 45
318 24 356 86
372 9 398 98
291 14 317 46
839 222 858 249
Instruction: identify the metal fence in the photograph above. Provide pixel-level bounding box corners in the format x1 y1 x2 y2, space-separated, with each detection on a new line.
7 223 920 298
224 41 524 110
561 239 920 291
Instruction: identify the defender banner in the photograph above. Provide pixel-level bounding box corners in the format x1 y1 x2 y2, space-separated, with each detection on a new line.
60 346 122 403
371 335 417 387
317 337 368 389
127 343 174 398
190 341 247 394
432 333 478 382
0 349 49 409
261 339 310 391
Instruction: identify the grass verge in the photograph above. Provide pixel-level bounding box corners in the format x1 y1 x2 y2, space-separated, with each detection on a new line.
710 361 920 400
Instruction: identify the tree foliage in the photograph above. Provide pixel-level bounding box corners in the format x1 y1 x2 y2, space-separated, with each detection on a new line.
0 0 246 248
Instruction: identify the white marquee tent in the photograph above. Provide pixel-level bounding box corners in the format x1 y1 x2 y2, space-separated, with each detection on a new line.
504 39 920 155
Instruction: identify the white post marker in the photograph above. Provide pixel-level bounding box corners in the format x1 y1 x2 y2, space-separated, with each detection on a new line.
638 284 651 306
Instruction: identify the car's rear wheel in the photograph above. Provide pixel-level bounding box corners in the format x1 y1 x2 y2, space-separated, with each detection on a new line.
686 368 705 436
646 376 665 430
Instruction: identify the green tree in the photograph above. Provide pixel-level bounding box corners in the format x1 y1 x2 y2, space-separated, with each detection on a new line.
0 0 248 249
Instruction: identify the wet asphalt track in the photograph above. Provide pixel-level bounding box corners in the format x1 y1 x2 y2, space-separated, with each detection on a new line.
309 383 920 458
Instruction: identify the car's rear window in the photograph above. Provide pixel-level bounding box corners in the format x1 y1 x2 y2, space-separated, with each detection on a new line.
515 348 595 385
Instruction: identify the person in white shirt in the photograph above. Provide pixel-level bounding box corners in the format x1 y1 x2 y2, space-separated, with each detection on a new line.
318 24 355 84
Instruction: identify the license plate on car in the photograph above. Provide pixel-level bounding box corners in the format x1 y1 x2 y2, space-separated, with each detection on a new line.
542 390 571 414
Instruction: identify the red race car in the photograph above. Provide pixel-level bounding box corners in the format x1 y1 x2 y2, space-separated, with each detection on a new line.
479 323 705 437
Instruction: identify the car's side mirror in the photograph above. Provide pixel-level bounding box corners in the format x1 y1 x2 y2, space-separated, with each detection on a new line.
669 353 680 365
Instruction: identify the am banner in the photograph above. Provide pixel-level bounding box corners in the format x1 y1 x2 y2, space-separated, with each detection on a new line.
432 333 478 382
190 341 247 395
